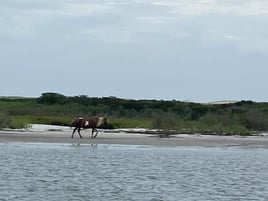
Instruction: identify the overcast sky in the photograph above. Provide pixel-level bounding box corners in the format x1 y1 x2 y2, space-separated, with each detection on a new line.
1 0 268 102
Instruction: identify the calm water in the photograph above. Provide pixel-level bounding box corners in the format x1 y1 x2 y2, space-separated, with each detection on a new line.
0 143 268 201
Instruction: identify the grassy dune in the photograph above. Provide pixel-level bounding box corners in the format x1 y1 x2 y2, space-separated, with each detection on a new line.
1 93 268 135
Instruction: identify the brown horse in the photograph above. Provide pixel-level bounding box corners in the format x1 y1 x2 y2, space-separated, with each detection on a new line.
70 116 109 139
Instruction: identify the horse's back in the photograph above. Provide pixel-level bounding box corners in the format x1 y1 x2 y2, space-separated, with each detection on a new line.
84 117 98 127
71 116 108 128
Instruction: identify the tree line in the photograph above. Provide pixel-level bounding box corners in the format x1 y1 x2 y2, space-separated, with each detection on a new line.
1 92 268 134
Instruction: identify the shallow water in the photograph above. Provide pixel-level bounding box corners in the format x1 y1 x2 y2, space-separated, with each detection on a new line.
0 143 268 201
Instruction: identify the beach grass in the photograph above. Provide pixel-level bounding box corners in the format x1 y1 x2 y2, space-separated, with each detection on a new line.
0 113 258 135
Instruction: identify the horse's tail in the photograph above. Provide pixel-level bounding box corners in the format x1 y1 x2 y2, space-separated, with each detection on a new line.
70 117 84 129
70 119 77 129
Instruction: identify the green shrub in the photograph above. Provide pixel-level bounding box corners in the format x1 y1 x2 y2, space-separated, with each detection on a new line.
10 117 29 129
240 109 268 130
0 112 11 128
0 113 28 129
151 112 178 130
111 117 151 129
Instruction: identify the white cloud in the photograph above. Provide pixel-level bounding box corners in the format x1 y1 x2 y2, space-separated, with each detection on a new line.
1 0 268 53
36 3 112 17
80 27 138 43
64 2 111 14
136 16 176 24
152 0 268 16
224 35 245 41
0 1 113 39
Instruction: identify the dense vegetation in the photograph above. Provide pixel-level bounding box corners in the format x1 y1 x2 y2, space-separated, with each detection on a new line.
1 92 268 135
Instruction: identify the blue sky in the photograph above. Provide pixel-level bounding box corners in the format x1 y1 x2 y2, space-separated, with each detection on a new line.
1 0 268 102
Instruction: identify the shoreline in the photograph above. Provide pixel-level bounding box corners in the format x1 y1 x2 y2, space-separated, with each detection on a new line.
1 125 268 147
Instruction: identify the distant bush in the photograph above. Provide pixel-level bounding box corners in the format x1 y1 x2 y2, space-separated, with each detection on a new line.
37 92 67 105
151 112 178 130
240 109 268 131
0 113 28 129
0 112 11 128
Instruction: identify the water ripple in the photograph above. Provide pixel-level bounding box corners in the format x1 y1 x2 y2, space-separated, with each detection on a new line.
0 143 268 200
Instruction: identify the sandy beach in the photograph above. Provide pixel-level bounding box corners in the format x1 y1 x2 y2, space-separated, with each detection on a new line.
1 124 268 147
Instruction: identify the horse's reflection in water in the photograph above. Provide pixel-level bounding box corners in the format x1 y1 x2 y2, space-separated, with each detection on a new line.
70 116 109 139
71 144 98 148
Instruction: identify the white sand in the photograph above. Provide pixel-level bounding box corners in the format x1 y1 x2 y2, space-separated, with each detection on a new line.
1 124 268 147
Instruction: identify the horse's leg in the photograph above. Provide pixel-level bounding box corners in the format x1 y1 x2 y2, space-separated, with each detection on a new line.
91 128 94 139
78 127 83 139
93 129 99 139
91 128 95 139
72 127 77 138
